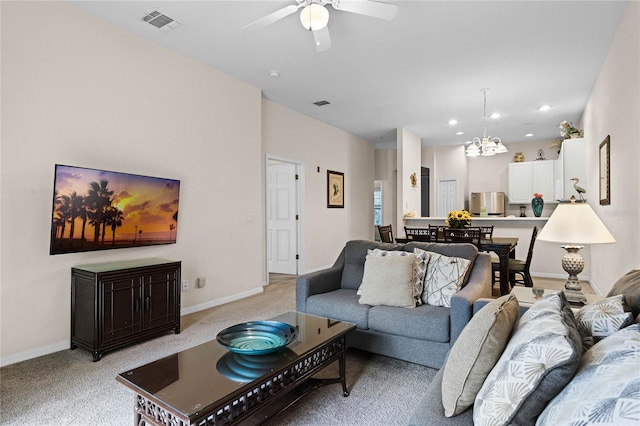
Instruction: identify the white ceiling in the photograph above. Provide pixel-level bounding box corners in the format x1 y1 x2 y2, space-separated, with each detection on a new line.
69 1 628 149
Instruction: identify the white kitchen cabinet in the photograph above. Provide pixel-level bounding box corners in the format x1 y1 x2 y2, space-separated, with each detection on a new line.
508 160 556 204
555 138 587 201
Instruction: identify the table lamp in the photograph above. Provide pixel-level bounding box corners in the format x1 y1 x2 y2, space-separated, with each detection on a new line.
536 198 615 302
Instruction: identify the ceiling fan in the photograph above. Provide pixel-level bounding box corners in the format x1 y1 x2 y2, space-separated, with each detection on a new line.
242 0 398 52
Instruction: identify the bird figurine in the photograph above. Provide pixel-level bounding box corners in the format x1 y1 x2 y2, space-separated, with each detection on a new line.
570 177 586 201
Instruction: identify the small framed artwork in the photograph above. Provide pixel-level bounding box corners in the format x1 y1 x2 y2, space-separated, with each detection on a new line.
327 170 344 208
599 135 610 205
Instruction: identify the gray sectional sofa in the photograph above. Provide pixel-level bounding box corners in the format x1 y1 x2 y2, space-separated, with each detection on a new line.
295 239 492 369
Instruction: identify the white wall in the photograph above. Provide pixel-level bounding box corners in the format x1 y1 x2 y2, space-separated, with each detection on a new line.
1 1 265 364
375 149 398 233
396 128 421 233
262 99 374 271
0 1 370 366
582 0 640 294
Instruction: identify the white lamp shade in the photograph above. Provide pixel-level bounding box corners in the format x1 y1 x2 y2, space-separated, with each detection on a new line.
300 4 329 31
537 203 616 245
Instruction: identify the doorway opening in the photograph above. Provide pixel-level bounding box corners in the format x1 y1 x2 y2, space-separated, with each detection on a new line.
265 156 305 284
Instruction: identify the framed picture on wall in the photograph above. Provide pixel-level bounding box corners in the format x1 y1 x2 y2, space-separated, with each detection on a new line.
599 135 610 205
327 170 344 208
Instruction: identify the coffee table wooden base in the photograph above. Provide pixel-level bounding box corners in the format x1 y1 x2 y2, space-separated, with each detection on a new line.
131 336 349 426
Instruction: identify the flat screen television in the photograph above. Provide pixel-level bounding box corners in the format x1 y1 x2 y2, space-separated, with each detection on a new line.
50 164 180 255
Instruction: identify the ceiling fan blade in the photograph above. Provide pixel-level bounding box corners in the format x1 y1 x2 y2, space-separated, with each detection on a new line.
242 4 302 31
313 26 332 52
331 0 398 20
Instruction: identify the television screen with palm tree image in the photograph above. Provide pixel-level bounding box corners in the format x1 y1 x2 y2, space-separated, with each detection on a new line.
50 164 180 255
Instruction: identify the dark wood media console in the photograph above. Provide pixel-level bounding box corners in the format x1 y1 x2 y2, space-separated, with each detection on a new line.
71 258 181 361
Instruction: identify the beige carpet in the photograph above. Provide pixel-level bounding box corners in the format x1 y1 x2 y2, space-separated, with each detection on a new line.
0 275 435 426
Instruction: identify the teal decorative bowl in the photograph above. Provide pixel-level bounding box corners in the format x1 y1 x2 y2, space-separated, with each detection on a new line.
216 321 297 355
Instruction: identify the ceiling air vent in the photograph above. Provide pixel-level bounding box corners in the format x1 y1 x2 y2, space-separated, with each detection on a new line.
313 100 331 107
142 11 180 31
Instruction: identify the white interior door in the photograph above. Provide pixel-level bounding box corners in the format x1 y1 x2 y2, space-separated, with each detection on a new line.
267 162 297 274
437 179 458 217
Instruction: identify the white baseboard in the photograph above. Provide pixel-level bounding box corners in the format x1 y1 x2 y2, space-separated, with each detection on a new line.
1 286 265 368
180 286 264 316
0 340 70 368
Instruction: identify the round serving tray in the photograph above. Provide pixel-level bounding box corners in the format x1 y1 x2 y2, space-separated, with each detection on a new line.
216 320 297 355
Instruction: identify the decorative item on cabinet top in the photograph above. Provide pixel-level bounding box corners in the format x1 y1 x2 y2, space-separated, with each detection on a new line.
513 152 524 162
559 120 584 139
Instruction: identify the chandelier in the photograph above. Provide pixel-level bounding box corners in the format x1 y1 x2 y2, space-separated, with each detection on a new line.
466 90 508 157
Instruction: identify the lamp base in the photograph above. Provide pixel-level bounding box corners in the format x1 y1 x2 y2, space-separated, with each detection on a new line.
564 289 587 305
561 245 585 291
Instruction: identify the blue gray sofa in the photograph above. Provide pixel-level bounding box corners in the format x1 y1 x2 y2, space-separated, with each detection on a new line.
295 239 492 369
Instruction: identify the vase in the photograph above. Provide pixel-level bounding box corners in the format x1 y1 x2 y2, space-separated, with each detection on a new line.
570 133 581 139
531 197 544 217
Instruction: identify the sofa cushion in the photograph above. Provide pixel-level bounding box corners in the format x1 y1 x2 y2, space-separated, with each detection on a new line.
575 294 634 351
537 324 640 425
306 289 370 329
607 269 640 317
358 254 417 308
441 293 519 417
341 240 403 290
422 253 472 308
368 303 450 343
366 248 430 305
474 292 582 425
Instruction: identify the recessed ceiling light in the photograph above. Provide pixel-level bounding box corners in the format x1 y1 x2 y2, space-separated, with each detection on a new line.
448 119 458 125
269 70 280 77
490 113 501 119
456 131 464 135
538 105 552 111
525 133 534 137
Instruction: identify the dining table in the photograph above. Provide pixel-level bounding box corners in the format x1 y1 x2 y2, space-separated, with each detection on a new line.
395 236 518 296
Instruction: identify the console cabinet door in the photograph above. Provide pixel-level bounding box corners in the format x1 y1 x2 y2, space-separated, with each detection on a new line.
143 268 179 330
102 276 143 344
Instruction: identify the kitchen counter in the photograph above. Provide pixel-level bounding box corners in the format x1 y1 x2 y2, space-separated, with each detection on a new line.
404 216 549 227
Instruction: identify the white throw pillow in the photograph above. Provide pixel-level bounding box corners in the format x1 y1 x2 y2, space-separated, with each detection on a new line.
537 324 640 425
358 254 417 308
575 294 634 351
422 252 471 307
363 248 429 305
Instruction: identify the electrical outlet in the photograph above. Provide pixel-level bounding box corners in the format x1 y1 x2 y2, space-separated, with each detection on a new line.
182 280 189 292
197 277 207 288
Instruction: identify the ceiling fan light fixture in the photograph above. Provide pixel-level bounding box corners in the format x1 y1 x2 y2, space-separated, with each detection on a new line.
300 4 329 31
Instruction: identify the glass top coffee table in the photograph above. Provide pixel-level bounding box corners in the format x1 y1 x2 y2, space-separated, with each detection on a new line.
116 311 356 426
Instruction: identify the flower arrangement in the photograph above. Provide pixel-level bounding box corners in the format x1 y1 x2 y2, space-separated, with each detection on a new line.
446 209 472 229
559 120 584 139
533 192 543 198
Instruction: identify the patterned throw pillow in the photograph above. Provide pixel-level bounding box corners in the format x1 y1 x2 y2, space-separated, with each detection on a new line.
575 294 634 351
441 294 520 417
537 324 640 425
358 254 417 308
364 248 430 305
422 252 472 307
473 292 582 425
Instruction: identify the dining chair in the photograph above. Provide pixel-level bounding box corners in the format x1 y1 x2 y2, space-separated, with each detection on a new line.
493 226 538 288
377 224 394 243
479 225 494 239
443 227 481 248
428 225 445 242
404 227 432 242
